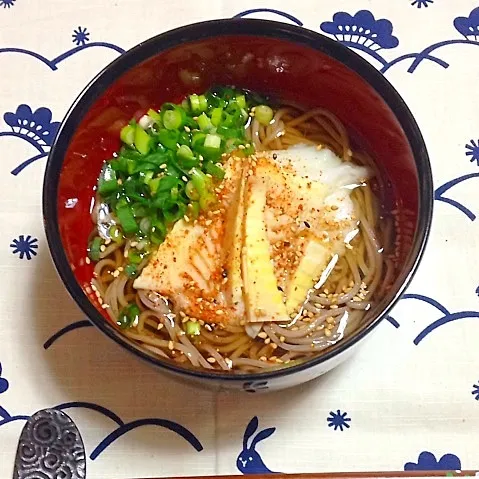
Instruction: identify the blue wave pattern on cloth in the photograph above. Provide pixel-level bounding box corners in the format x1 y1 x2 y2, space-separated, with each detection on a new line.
233 8 302 25
0 28 124 175
10 235 38 260
0 361 204 458
404 451 462 471
237 417 277 474
0 27 124 72
1 5 478 474
386 293 479 345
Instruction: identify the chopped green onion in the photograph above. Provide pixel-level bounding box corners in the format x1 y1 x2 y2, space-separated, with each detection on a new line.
185 180 199 200
187 201 200 220
199 192 217 211
117 303 140 329
147 109 162 123
98 179 118 195
94 87 275 258
205 162 226 179
124 263 138 279
255 105 274 126
163 109 183 130
189 94 200 113
171 186 179 201
139 217 152 234
120 124 135 145
190 167 209 197
157 176 180 193
88 236 103 261
235 94 246 109
151 230 165 245
198 94 207 112
143 170 154 185
210 108 223 127
177 144 194 162
128 248 143 264
109 225 123 243
116 205 138 234
149 177 161 195
204 133 221 149
157 129 180 150
197 113 213 132
134 125 152 155
185 320 201 336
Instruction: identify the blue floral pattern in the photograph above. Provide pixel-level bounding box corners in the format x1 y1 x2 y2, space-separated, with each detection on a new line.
327 410 351 431
411 0 434 8
4 104 60 147
0 363 9 394
320 10 399 50
72 26 90 46
1 4 479 476
10 235 38 260
0 0 15 8
465 139 479 166
472 382 479 400
454 7 479 41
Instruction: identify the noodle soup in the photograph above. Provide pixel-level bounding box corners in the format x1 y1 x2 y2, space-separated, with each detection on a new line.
87 87 396 373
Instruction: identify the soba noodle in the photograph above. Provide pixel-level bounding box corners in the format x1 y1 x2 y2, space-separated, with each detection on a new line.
88 104 394 373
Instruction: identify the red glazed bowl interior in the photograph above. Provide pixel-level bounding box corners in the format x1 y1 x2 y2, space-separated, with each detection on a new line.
43 19 433 383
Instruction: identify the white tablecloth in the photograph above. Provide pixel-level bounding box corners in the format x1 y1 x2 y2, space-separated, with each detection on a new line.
1 1 478 478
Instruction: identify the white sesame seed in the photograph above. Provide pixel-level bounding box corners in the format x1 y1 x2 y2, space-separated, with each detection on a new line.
257 332 267 339
207 357 216 363
168 341 174 350
85 257 91 265
182 176 188 182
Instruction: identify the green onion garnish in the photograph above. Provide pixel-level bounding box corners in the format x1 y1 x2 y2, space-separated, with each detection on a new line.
117 303 141 329
255 105 274 126
88 236 103 261
185 321 201 336
92 87 271 262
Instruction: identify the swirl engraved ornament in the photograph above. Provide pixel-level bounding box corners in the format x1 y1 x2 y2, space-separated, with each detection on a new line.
13 409 86 479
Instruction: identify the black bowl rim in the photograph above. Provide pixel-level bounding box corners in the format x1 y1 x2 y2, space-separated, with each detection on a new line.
43 18 433 383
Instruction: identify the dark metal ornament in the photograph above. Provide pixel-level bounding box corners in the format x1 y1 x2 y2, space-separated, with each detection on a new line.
13 408 86 479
